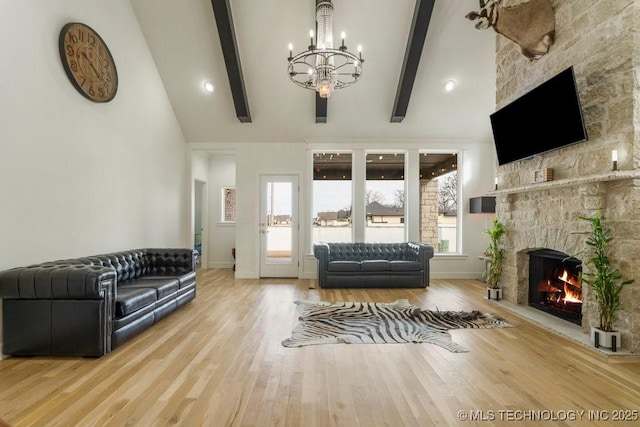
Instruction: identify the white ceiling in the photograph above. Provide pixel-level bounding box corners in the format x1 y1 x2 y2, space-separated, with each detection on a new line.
130 0 497 144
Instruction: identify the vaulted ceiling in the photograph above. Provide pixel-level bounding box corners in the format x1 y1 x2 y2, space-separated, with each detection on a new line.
130 0 496 144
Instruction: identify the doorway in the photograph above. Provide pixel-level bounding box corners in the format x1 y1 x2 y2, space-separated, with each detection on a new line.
194 180 206 269
259 175 299 277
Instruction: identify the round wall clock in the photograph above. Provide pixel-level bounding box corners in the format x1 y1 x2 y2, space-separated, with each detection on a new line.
59 22 118 102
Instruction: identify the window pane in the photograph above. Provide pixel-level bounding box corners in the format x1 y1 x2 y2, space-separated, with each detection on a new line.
222 187 236 222
365 152 405 243
419 153 458 253
313 153 352 244
266 182 292 261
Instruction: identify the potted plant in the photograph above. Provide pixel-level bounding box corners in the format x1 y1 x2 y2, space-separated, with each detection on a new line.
580 211 633 352
485 217 506 300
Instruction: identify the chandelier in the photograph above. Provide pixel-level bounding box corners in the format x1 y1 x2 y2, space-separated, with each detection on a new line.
287 0 364 98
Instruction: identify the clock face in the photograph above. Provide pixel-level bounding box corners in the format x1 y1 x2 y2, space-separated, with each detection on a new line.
59 23 118 102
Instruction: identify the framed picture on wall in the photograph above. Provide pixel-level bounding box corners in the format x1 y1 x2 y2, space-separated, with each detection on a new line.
221 187 236 223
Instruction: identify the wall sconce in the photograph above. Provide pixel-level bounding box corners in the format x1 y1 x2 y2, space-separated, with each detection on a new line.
470 196 496 241
494 177 498 190
469 197 496 214
612 150 618 171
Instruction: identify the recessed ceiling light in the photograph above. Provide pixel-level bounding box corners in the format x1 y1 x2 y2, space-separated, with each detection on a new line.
203 81 214 93
445 80 456 92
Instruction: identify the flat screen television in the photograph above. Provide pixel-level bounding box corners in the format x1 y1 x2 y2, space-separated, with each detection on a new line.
490 66 588 166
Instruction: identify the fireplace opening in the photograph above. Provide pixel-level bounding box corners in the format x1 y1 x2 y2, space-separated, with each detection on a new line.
528 249 582 325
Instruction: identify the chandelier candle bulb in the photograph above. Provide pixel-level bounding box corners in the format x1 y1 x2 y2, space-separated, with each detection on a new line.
612 150 618 171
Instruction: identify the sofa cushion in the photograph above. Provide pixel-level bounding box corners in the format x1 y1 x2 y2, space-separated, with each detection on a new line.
138 271 195 289
328 261 361 272
121 278 179 299
116 287 157 317
361 260 391 272
390 260 423 271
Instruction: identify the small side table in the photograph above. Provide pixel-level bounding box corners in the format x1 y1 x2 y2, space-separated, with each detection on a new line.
477 255 490 282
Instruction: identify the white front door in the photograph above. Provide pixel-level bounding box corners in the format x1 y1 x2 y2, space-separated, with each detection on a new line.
259 175 299 277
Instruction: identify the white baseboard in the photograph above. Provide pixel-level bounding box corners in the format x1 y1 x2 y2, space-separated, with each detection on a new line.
431 271 484 280
300 271 482 280
234 270 258 279
209 262 235 269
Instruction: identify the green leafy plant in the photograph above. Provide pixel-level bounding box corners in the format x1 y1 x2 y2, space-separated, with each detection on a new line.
485 217 506 289
579 211 633 332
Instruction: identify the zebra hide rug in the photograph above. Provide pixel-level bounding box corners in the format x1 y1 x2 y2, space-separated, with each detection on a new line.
281 299 513 353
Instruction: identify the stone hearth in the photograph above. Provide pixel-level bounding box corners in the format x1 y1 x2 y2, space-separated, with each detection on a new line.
492 173 640 352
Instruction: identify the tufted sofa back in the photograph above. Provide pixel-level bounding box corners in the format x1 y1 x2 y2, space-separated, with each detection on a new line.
327 242 417 262
34 248 195 283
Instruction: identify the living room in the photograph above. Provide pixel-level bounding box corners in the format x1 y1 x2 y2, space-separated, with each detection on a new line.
2 0 640 425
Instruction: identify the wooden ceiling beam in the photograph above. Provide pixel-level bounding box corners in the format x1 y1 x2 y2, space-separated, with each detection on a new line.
390 0 435 123
211 0 252 123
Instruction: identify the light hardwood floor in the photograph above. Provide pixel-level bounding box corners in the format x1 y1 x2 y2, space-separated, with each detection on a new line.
1 269 640 426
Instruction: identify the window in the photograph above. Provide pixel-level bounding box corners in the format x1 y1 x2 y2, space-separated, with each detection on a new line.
310 150 461 253
221 187 236 223
365 152 405 243
312 152 352 243
419 153 458 253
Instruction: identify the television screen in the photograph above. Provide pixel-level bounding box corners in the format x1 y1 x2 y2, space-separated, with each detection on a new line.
490 66 588 166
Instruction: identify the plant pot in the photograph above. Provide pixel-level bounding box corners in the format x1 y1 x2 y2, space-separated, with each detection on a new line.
487 287 502 301
591 327 621 352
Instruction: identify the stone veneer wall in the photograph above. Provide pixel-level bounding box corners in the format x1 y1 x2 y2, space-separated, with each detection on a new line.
420 179 439 249
493 0 640 351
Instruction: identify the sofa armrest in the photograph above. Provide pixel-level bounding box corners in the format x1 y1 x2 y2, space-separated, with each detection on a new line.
407 242 434 286
0 264 116 356
409 242 434 262
0 264 116 299
313 243 330 287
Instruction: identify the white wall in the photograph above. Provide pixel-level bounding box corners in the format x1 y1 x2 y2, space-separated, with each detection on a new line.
233 144 307 278
0 0 189 269
190 139 496 280
0 1 189 354
192 151 210 182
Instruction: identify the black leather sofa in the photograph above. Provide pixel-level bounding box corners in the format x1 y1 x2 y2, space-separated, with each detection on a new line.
313 242 434 288
0 248 197 357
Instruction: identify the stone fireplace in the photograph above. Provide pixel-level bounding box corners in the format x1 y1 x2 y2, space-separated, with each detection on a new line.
490 1 640 352
495 177 639 352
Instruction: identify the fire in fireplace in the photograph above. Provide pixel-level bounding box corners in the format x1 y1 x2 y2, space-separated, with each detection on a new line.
529 249 582 325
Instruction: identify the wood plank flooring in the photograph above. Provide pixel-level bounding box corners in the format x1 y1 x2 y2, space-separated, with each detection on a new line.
1 269 640 426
